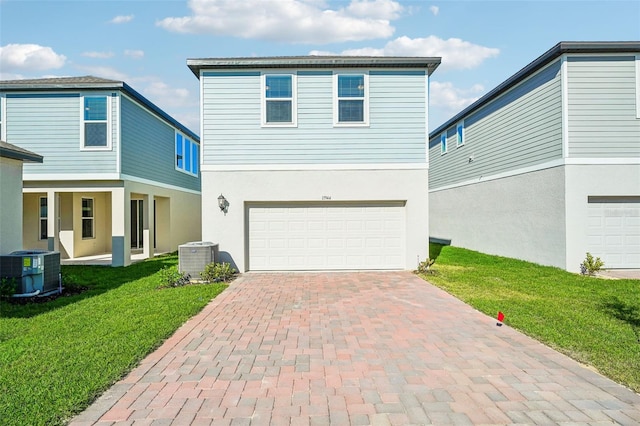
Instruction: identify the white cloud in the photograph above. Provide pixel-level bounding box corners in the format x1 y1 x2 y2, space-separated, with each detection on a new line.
0 43 66 72
157 0 401 44
429 81 485 115
310 35 499 71
142 81 193 109
75 65 129 81
429 5 439 16
124 49 145 59
110 15 134 24
82 51 114 59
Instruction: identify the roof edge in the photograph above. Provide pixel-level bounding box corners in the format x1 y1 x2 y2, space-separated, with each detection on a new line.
430 41 640 137
187 56 442 78
0 141 44 163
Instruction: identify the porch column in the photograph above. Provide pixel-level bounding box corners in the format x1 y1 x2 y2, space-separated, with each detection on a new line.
46 190 58 252
111 187 130 267
142 193 154 260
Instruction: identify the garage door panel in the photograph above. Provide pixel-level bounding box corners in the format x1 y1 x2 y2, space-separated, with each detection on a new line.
249 203 405 270
587 199 640 269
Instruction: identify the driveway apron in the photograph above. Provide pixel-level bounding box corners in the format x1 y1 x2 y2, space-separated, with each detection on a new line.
70 272 640 425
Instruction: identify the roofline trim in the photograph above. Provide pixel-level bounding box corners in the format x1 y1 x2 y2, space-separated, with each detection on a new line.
429 41 640 137
1 79 199 141
186 56 441 78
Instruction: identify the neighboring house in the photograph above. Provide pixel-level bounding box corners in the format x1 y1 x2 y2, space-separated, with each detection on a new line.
0 141 43 254
428 42 640 272
0 77 201 266
187 56 441 272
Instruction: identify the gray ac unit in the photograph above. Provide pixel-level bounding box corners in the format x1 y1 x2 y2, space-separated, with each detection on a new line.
0 250 61 296
178 242 219 279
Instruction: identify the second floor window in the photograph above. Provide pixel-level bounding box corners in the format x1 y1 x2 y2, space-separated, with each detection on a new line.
263 74 296 126
176 132 199 176
84 96 108 148
335 74 369 126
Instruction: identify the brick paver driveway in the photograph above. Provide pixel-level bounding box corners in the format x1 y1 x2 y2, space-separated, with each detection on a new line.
71 272 640 425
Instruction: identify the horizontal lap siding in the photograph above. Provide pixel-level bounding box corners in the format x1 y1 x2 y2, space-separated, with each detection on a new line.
201 71 426 165
567 56 640 158
429 61 563 189
120 96 200 191
6 93 117 175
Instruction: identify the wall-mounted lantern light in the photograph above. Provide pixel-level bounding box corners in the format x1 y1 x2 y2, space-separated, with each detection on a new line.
218 194 228 213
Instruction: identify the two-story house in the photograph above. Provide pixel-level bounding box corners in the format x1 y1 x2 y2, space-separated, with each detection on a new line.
428 42 640 272
0 76 202 266
187 56 440 272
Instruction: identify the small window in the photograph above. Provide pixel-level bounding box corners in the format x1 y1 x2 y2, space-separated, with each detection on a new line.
175 132 199 176
83 96 108 148
82 198 94 239
335 74 368 125
39 197 48 241
440 133 447 155
456 122 464 147
263 74 296 126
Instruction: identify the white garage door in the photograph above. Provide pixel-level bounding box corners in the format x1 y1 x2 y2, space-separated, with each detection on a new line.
248 202 405 271
587 198 640 268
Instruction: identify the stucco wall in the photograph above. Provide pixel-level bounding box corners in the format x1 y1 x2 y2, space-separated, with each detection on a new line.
564 164 640 272
201 168 429 272
22 192 48 251
0 157 24 254
429 166 567 269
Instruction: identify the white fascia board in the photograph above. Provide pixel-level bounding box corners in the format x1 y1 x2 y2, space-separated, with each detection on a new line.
429 157 640 193
200 163 428 172
120 174 201 195
23 173 121 181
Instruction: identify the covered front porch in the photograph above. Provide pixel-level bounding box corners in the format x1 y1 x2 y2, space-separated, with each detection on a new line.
23 181 172 267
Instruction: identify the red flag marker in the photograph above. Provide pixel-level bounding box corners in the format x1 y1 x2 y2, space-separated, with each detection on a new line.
496 311 505 327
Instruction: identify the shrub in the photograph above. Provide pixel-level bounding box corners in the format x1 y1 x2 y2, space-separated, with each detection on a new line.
158 266 190 288
416 258 436 275
200 262 237 283
0 277 17 298
580 252 604 276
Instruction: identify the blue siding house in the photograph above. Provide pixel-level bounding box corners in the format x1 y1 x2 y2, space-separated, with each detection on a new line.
0 76 201 266
428 42 640 271
187 56 440 272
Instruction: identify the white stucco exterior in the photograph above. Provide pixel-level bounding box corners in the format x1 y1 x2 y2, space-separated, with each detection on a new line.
201 168 429 272
0 157 25 254
430 166 567 269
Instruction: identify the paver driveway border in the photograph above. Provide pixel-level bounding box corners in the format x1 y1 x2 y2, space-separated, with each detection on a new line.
70 271 640 425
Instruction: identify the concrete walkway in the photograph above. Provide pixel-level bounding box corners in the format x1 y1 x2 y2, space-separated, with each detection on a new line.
70 272 640 425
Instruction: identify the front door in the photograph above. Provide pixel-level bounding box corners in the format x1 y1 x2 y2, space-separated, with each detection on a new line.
131 199 144 249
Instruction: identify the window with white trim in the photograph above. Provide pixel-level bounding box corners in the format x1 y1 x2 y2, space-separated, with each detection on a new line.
175 132 199 176
82 198 94 239
263 74 296 126
456 122 465 147
39 197 48 241
440 133 447 155
83 96 109 149
334 73 369 126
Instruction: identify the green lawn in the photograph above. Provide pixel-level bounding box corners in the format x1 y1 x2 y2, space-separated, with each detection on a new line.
0 254 227 426
422 244 640 393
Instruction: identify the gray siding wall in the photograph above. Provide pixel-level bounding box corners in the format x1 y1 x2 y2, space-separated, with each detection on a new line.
201 70 427 165
5 93 118 175
120 96 200 192
429 61 563 189
567 56 640 158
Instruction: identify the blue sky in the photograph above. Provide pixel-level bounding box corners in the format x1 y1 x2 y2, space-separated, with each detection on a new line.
1 0 639 133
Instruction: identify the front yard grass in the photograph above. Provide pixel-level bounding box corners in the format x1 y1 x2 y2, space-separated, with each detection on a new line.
421 244 640 393
0 253 227 426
